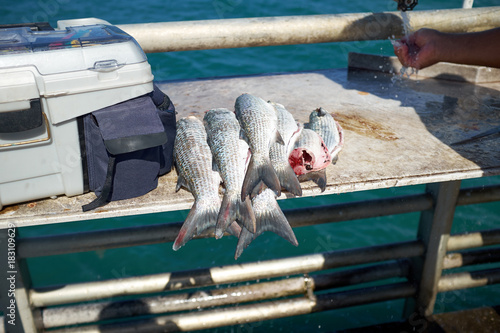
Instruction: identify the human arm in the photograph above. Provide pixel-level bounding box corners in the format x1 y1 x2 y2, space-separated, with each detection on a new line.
393 27 500 70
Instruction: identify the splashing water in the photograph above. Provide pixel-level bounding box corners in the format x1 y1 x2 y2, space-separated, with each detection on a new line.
390 10 418 81
400 11 417 77
401 11 413 38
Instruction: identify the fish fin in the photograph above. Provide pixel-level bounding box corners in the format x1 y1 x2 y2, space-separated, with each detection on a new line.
276 164 303 197
175 174 190 193
234 227 254 260
239 196 256 233
250 181 266 198
298 169 327 192
254 201 298 247
241 156 281 200
239 129 249 143
234 197 298 259
316 107 328 116
241 157 261 200
227 221 242 238
331 155 339 165
212 157 219 173
173 200 218 251
215 193 236 239
329 120 344 158
292 124 304 141
275 130 285 145
215 193 256 238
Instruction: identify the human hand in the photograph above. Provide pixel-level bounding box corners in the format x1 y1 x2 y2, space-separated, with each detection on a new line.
393 28 444 70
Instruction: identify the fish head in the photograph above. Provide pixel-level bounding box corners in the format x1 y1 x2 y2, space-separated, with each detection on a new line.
288 135 331 176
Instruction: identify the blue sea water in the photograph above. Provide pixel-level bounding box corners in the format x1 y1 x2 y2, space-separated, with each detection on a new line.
3 0 500 331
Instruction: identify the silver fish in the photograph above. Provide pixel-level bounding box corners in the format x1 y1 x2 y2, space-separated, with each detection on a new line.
203 109 256 238
306 107 344 161
235 188 298 259
173 117 239 250
235 93 283 200
289 128 332 192
268 101 303 197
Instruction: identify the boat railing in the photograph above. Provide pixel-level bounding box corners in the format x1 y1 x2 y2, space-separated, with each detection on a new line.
4 181 499 332
116 7 500 53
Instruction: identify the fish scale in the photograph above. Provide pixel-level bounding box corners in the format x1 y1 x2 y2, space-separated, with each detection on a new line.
235 93 282 200
204 109 256 237
203 110 244 193
268 101 303 197
306 107 344 159
175 118 219 197
173 116 224 250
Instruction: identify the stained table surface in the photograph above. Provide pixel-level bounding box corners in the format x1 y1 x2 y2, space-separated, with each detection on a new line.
2 59 499 228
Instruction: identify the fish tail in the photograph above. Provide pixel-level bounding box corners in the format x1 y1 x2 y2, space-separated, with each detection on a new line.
239 196 257 233
255 204 298 247
227 221 242 238
215 193 238 239
216 193 256 238
241 157 260 201
173 201 218 251
234 199 298 259
298 169 327 192
234 227 254 260
241 155 281 200
276 165 303 197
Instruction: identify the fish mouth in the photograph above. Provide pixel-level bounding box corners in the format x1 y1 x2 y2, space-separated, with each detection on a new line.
289 148 315 175
303 151 314 170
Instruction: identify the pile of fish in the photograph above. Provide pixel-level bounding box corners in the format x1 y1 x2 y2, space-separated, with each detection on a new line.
173 93 343 259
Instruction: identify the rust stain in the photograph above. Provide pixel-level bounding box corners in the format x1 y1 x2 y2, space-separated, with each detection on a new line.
334 113 399 141
358 91 370 95
27 202 37 208
0 205 19 215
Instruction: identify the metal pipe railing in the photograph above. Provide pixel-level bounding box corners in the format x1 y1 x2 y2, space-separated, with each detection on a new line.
17 192 432 258
442 246 500 269
438 267 500 292
17 184 500 258
48 282 416 333
456 184 500 206
30 241 423 307
447 228 500 252
16 182 500 331
116 7 500 53
42 260 410 328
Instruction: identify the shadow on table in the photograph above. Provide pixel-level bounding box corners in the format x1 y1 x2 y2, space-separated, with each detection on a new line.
324 67 500 173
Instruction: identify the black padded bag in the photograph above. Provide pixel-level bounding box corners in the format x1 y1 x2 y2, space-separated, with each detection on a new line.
80 86 176 211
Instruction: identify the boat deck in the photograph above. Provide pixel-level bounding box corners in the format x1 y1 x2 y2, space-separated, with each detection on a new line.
1 56 499 228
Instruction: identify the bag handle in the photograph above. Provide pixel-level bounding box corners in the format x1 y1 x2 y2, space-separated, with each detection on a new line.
82 155 116 212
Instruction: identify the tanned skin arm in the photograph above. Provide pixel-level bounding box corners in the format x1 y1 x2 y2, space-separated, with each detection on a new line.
393 27 500 70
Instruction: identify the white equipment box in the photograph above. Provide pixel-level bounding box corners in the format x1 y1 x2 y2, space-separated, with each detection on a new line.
0 19 154 210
